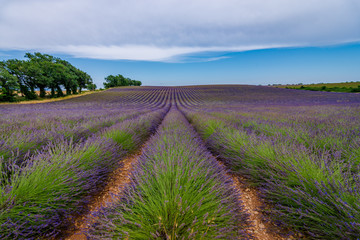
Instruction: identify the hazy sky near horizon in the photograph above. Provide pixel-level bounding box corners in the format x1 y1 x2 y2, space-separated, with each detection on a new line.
0 0 360 86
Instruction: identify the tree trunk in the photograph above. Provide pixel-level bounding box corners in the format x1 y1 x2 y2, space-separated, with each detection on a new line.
71 85 77 95
4 86 10 97
56 86 64 97
19 84 26 97
51 87 55 98
39 87 46 98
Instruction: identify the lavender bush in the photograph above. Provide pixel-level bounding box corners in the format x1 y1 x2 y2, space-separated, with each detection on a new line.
178 85 360 239
89 107 248 239
0 87 171 239
1 85 360 239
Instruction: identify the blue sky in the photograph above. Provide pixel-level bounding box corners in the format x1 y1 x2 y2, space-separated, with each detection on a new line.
1 0 360 87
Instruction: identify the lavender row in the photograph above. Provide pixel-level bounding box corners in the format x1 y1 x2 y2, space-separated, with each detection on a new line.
207 106 359 155
0 109 154 192
89 107 247 239
0 87 172 187
0 87 173 239
180 112 360 238
176 87 360 239
0 104 170 239
0 109 150 158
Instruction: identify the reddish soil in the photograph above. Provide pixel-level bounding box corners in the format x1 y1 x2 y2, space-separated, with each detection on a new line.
65 151 142 240
64 126 302 239
232 175 288 240
214 158 301 239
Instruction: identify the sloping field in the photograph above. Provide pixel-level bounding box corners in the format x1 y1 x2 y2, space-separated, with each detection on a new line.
1 85 360 239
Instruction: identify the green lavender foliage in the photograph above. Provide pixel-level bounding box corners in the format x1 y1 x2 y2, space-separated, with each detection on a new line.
184 110 360 239
90 109 247 239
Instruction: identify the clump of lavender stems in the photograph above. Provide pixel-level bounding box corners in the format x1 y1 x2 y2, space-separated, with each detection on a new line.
89 107 248 239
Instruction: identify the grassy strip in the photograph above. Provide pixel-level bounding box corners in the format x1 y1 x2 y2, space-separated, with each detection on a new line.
0 107 169 239
184 111 360 239
89 108 247 239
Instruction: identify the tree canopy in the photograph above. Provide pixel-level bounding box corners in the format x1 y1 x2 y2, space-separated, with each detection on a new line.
103 74 141 89
0 52 95 102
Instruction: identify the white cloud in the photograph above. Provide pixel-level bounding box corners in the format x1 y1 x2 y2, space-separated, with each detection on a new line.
0 0 359 61
50 44 290 61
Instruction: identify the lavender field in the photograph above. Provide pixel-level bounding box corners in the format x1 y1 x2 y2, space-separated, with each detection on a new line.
1 85 360 239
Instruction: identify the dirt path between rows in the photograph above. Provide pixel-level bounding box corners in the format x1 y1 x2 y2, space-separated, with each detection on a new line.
231 175 296 240
213 157 289 239
65 150 142 240
63 106 171 240
64 158 297 240
178 108 296 239
65 109 300 239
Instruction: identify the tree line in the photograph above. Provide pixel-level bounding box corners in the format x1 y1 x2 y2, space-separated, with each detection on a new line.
103 74 141 88
0 52 95 102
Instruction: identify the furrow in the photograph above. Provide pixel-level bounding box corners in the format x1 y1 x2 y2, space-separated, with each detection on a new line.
65 147 143 240
87 107 248 239
65 106 172 240
63 105 172 239
177 107 288 239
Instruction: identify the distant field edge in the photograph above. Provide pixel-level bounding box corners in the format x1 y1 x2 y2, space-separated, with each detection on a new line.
273 81 360 93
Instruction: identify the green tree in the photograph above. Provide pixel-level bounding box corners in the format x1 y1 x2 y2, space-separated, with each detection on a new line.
1 52 93 101
24 52 56 98
74 69 92 93
5 59 37 99
55 59 78 95
0 62 19 102
87 83 97 91
104 75 117 88
104 74 141 88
